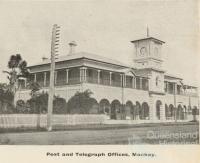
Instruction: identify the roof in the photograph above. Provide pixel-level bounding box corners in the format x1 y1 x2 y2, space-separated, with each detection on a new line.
164 73 183 80
131 37 165 44
28 51 130 68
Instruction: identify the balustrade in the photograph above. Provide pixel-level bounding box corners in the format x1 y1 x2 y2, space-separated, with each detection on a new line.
22 68 151 92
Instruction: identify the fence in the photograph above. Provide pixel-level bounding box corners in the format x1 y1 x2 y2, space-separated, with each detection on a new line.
0 114 107 129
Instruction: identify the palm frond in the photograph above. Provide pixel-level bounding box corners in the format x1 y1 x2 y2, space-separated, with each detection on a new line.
2 70 11 75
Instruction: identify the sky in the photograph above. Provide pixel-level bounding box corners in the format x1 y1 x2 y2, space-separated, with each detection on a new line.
0 0 199 87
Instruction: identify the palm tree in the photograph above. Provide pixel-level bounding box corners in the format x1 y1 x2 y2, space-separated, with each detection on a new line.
3 54 29 95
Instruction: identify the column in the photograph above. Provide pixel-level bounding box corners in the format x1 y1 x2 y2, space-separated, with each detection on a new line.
173 83 177 121
66 69 69 84
80 68 83 82
84 68 87 82
140 77 142 90
97 70 101 84
132 77 135 88
124 75 126 87
80 67 87 83
167 82 169 93
109 72 112 85
149 96 156 122
120 74 123 87
134 77 136 88
34 73 37 83
54 71 57 85
174 83 177 95
44 72 47 87
160 103 166 122
146 79 149 90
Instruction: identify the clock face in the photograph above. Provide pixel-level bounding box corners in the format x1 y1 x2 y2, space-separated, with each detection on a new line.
140 47 147 56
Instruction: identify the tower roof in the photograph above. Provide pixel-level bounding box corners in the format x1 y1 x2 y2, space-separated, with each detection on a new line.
131 37 165 44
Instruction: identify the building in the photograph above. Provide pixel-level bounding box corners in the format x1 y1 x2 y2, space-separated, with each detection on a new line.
15 35 199 122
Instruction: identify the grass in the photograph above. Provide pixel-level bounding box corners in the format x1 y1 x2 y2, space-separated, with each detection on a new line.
0 122 199 145
0 121 198 133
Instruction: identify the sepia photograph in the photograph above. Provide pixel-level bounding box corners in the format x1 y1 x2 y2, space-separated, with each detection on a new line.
0 0 199 147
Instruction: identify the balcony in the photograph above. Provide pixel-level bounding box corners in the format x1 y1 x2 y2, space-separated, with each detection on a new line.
165 87 198 97
19 67 150 92
100 79 110 86
87 77 98 84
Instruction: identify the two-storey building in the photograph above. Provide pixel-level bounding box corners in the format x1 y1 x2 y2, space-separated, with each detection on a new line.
15 36 199 122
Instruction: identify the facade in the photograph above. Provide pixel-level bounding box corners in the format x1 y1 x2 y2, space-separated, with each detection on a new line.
15 36 199 122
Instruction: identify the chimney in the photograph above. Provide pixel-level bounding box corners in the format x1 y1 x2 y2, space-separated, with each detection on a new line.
68 41 77 54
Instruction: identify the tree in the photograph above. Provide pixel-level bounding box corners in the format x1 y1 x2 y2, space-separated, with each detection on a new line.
27 92 67 114
67 89 98 114
26 81 41 113
27 91 48 114
3 54 29 95
53 97 67 114
0 83 14 113
16 99 30 113
27 81 41 98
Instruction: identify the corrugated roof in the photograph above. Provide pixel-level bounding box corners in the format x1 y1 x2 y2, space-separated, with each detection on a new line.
165 73 183 80
28 51 130 68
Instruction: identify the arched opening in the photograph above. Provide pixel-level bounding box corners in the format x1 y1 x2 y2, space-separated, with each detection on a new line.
111 100 121 120
135 101 141 120
165 104 175 120
88 98 99 114
177 104 184 120
140 102 149 120
156 100 162 120
99 99 110 115
168 104 175 119
192 106 199 121
125 101 134 120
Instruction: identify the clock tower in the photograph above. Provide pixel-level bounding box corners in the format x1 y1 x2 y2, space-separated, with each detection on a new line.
131 35 166 94
131 37 165 69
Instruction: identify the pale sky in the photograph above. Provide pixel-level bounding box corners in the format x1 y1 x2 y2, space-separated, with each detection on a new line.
0 0 199 87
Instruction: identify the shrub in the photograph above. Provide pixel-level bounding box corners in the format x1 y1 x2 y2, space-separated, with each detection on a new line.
67 89 99 114
53 97 67 114
27 92 48 114
16 99 28 113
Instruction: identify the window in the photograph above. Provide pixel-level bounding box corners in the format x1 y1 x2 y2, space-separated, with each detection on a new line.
156 76 159 86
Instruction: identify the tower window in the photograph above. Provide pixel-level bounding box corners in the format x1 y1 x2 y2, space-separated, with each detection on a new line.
156 76 159 86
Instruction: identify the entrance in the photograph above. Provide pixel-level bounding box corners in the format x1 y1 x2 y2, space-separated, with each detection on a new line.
111 100 121 119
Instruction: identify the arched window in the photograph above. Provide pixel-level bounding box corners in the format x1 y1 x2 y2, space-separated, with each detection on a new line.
99 99 110 114
156 76 159 86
